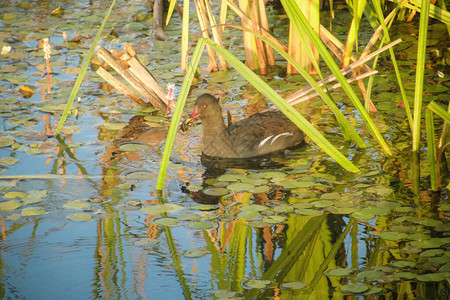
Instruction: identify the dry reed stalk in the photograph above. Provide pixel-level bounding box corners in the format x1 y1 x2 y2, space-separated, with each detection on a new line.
202 0 228 70
238 0 257 70
194 0 219 72
97 47 167 111
249 0 267 74
257 0 275 66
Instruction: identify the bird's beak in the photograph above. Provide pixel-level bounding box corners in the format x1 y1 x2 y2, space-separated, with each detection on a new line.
188 105 199 121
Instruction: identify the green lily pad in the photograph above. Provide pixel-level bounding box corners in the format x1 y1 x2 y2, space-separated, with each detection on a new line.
191 204 219 211
438 204 450 212
248 220 270 228
280 281 307 289
187 221 213 229
273 204 294 214
237 210 260 219
311 200 334 208
63 200 91 210
0 199 22 210
202 187 228 197
250 185 270 193
340 283 369 294
278 180 312 189
6 214 21 221
408 233 430 241
380 231 408 241
416 273 448 282
187 185 203 192
296 208 322 216
420 249 445 257
153 217 180 226
67 213 92 221
392 260 416 268
182 248 209 258
264 215 286 224
0 157 19 165
104 121 127 130
217 174 243 182
4 191 27 198
364 286 384 295
244 279 272 289
141 204 183 214
356 270 385 281
133 238 159 247
118 142 150 152
410 238 447 249
394 272 417 280
177 212 202 221
124 171 156 181
351 211 376 220
326 268 353 276
420 218 443 227
214 290 236 299
144 115 166 123
227 182 255 192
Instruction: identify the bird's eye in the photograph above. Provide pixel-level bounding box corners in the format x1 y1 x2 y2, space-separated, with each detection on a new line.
203 104 208 108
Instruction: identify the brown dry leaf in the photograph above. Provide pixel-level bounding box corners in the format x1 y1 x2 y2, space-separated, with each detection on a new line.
19 85 34 98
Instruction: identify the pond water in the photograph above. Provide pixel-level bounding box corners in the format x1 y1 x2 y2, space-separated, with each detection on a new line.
0 0 449 299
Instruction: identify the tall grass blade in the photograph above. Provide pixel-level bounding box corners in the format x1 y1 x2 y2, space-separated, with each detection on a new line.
281 0 392 156
55 0 116 136
205 38 360 173
181 0 190 72
412 0 430 153
156 39 206 190
166 0 177 25
373 0 413 130
425 108 438 191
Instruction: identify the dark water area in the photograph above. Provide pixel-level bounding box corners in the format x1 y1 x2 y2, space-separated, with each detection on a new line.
0 0 449 299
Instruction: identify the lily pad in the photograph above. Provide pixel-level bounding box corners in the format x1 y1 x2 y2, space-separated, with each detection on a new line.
340 283 369 294
394 272 417 280
125 171 156 181
141 204 183 214
0 199 22 210
217 174 243 182
420 249 445 257
63 200 91 210
133 238 159 247
326 268 353 276
191 204 219 211
410 238 447 249
213 290 236 299
311 200 334 208
202 187 228 197
118 142 150 152
248 220 270 228
0 157 19 165
280 281 307 289
67 213 92 221
380 231 408 241
392 260 416 268
182 248 209 258
187 221 213 229
227 182 255 192
356 270 385 281
177 212 202 221
153 217 180 226
250 185 270 193
296 208 322 216
4 191 27 198
104 121 127 130
237 210 260 219
244 279 272 289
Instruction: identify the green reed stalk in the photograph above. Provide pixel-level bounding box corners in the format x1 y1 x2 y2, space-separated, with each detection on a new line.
425 108 437 191
282 0 392 155
156 39 206 190
205 38 360 172
412 0 430 153
55 0 116 136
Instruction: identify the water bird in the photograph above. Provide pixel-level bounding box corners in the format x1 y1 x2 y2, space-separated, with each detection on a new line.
187 93 305 159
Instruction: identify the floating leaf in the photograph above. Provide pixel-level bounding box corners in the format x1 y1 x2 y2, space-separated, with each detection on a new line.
4 191 27 198
364 286 383 295
67 213 92 221
218 174 243 182
191 204 219 211
6 214 21 220
274 204 294 214
104 121 127 130
0 199 22 210
420 218 443 227
141 204 183 214
380 231 408 241
356 270 385 281
63 200 91 210
248 220 270 228
178 212 202 221
311 200 334 208
296 208 322 216
0 157 19 165
250 185 270 193
133 238 159 247
351 211 376 220
280 281 307 289
21 207 47 216
420 249 445 257
410 238 447 249
416 273 448 282
187 221 213 229
153 217 180 226
202 187 228 197
214 290 236 299
227 182 255 192
340 284 368 294
237 210 260 219
187 185 203 192
244 279 272 289
125 171 156 181
326 268 353 276
407 233 430 241
394 272 417 280
24 148 43 154
119 142 150 152
264 215 286 224
182 248 209 258
392 260 416 268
